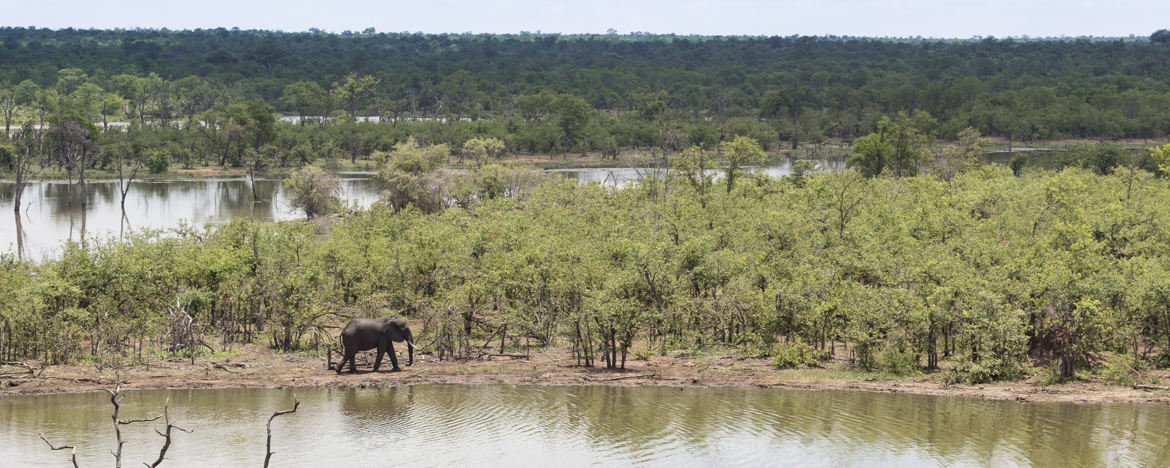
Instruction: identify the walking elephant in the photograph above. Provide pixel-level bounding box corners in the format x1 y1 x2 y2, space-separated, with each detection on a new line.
336 317 415 374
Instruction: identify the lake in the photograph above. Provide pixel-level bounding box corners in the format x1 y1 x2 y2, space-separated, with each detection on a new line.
0 175 383 260
1 384 1166 467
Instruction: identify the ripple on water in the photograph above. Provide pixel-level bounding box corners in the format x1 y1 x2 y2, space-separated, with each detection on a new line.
4 385 1170 467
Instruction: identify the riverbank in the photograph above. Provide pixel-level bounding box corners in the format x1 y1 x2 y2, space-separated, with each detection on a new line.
3 343 1168 405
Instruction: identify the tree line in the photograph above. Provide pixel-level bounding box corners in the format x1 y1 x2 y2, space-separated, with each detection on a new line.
3 27 1170 156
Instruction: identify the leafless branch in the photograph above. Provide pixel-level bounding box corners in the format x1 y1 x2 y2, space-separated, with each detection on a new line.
145 398 191 468
39 433 79 468
263 395 301 468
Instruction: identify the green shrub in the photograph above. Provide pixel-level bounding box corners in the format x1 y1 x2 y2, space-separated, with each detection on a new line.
1101 353 1149 386
144 149 171 174
877 345 920 376
772 338 811 369
943 356 1024 384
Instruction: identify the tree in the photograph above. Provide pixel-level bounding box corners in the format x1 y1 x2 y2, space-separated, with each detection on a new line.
461 137 505 165
376 137 451 212
1151 29 1170 44
847 133 892 178
8 121 43 213
332 73 379 120
0 87 16 135
280 81 329 125
934 127 988 180
1150 142 1170 174
881 110 935 178
674 145 717 208
286 166 341 218
761 87 814 150
720 135 767 193
549 93 591 154
847 110 934 178
47 115 98 208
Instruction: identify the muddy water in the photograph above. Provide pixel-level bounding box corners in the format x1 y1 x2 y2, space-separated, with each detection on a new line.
1 385 1166 467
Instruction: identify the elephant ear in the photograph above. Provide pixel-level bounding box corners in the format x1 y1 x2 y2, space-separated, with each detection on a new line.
381 318 404 341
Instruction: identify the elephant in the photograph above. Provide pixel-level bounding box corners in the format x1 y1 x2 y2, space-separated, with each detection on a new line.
336 317 415 374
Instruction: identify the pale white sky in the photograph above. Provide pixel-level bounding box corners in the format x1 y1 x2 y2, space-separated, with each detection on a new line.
6 0 1168 38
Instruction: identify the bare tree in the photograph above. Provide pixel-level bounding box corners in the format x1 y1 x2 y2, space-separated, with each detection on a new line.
11 122 44 213
116 146 140 211
263 396 301 468
41 374 188 468
54 120 95 209
38 433 78 468
0 88 15 135
146 398 191 468
103 377 162 468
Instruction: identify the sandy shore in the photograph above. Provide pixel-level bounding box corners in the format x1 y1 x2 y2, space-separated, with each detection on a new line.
3 344 1169 405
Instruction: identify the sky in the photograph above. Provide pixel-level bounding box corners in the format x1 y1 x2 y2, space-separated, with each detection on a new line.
6 0 1169 38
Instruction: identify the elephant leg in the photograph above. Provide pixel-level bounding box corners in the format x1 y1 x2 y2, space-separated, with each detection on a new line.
387 342 401 372
347 352 358 373
373 346 384 372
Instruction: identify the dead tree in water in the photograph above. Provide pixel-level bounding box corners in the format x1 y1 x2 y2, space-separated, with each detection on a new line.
146 398 191 467
38 433 78 468
41 373 189 467
264 395 301 468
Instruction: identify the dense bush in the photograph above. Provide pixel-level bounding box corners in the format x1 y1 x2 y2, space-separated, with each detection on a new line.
4 158 1170 381
772 339 812 369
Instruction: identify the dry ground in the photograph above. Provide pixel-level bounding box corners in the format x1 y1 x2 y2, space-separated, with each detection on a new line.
4 343 1169 405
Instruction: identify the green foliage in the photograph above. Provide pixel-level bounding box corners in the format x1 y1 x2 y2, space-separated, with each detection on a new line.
143 149 171 174
285 165 341 218
719 135 767 193
376 137 452 212
1059 144 1127 175
1151 143 1170 174
848 133 893 177
6 143 1170 386
772 338 812 369
944 356 1026 384
461 137 506 165
1100 353 1150 387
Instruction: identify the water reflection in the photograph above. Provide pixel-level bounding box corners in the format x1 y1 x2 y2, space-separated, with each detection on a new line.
1 385 1167 467
0 176 383 260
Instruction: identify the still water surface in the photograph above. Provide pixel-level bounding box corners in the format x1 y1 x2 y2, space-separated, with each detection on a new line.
1 384 1166 467
0 175 382 260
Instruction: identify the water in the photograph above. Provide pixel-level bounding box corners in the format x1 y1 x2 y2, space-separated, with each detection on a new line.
0 175 383 260
1 384 1166 467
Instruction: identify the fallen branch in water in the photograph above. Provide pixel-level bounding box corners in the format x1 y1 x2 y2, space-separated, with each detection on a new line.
264 395 301 468
39 433 78 468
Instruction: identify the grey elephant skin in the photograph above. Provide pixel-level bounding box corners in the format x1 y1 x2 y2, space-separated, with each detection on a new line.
336 317 415 374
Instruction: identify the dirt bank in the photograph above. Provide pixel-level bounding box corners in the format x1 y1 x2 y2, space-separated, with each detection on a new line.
3 344 1168 405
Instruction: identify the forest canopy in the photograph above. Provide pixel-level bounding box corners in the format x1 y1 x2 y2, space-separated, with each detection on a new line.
2 27 1170 147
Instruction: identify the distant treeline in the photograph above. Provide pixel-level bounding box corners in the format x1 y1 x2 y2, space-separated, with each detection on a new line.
2 27 1170 148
